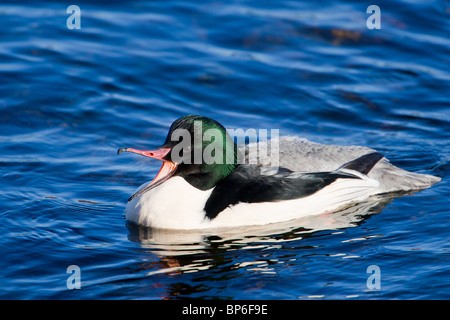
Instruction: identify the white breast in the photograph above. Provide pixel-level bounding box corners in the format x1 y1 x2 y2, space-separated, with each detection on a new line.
126 177 213 229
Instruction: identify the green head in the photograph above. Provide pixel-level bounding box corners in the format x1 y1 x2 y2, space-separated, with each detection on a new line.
160 115 239 190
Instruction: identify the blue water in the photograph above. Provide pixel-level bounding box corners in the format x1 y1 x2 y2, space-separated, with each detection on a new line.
1 0 449 299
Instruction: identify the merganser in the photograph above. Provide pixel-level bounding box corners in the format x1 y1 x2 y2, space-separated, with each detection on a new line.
118 115 441 230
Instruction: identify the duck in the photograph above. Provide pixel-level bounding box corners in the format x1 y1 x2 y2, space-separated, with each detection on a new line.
118 115 441 229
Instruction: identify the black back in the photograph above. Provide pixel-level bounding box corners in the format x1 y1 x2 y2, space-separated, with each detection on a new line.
204 152 384 220
338 152 384 175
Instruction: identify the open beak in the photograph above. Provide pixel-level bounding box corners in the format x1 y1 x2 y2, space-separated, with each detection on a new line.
117 147 177 202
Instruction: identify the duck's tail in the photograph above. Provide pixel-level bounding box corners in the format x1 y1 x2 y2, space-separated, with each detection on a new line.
369 159 441 193
337 152 441 193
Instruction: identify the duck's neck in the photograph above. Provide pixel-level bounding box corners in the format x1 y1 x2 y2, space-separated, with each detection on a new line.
181 162 238 190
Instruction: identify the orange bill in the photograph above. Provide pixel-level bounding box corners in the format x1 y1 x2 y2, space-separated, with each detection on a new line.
117 147 177 201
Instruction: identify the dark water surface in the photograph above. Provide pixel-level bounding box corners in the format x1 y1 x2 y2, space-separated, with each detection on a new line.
0 0 449 299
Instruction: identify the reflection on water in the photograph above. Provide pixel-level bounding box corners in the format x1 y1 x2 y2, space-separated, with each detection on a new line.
126 193 406 278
